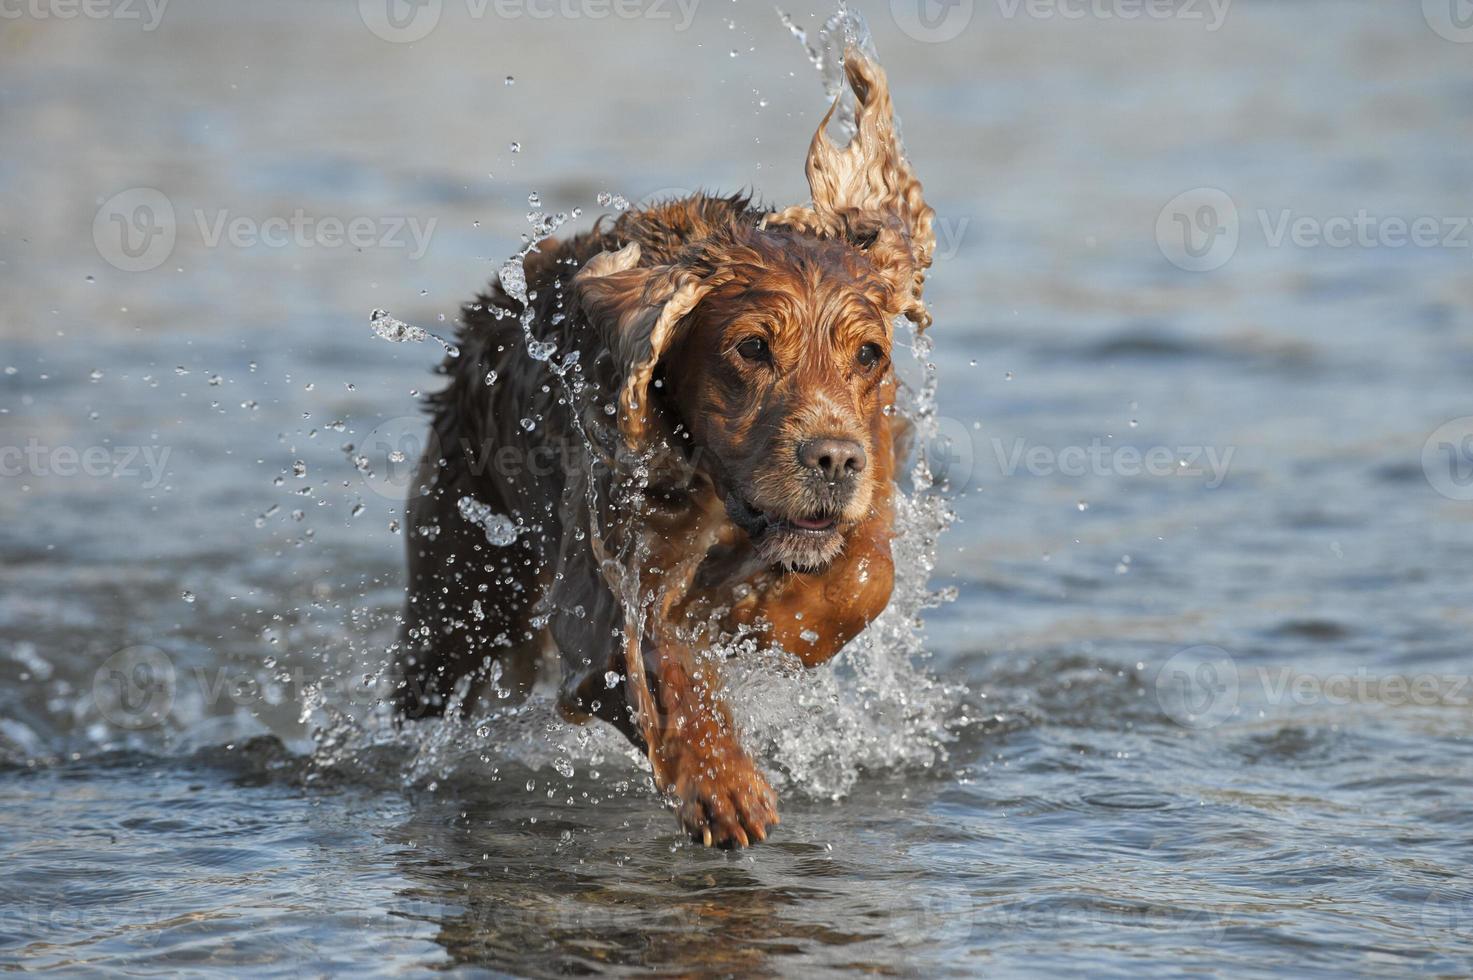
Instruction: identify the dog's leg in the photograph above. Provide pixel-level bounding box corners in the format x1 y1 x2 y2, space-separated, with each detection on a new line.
599 511 779 848
635 627 778 849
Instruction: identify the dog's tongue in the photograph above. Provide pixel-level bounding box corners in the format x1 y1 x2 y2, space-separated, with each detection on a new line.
790 514 834 530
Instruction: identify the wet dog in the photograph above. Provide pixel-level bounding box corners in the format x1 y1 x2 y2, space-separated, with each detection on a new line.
394 51 934 847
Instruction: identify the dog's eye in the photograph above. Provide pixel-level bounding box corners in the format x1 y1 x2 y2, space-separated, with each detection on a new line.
735 336 770 362
856 342 885 369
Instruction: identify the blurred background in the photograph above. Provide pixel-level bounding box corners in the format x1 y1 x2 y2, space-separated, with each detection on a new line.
2 0 1472 974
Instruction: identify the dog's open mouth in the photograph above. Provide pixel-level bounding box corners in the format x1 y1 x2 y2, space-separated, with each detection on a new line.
726 494 839 536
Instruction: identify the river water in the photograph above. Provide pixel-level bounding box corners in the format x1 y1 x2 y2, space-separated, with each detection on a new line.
3 0 1472 974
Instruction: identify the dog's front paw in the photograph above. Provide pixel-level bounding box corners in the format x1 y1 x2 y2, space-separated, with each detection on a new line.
665 740 779 849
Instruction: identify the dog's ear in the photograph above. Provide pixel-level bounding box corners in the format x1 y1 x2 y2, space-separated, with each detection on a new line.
573 242 713 451
768 50 936 330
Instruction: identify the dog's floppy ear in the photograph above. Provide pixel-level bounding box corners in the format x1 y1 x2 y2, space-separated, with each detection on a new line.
573 242 713 452
768 50 936 330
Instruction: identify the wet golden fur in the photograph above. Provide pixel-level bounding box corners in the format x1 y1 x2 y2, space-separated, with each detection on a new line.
395 52 933 847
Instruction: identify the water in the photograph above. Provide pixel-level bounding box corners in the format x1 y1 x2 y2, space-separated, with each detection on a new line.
4 0 1473 974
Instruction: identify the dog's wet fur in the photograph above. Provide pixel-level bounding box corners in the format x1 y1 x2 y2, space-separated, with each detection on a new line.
395 52 934 847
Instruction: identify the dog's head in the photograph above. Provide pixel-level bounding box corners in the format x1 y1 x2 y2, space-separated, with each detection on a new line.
574 52 934 572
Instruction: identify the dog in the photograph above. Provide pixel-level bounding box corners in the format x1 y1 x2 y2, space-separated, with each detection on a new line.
394 50 934 848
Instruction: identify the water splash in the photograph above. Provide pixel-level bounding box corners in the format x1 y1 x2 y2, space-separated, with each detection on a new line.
368 308 459 358
777 3 880 144
457 495 521 547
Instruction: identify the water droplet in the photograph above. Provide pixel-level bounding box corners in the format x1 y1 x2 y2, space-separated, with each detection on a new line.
604 671 622 689
509 141 521 153
292 460 306 478
504 75 515 86
1077 500 1089 512
458 495 520 546
369 308 426 344
181 590 196 603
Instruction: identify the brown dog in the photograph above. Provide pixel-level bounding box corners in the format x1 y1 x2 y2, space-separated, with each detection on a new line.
394 51 934 848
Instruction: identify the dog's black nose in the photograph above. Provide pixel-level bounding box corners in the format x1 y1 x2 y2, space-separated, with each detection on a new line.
797 438 867 481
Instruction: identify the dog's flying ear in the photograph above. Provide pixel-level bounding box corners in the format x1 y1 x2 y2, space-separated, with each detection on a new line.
768 50 936 330
573 242 713 452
